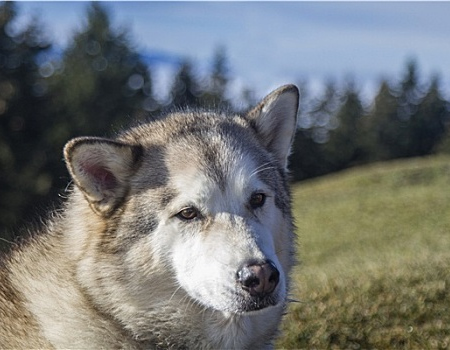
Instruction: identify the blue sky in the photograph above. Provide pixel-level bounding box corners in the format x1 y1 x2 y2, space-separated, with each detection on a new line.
16 1 450 102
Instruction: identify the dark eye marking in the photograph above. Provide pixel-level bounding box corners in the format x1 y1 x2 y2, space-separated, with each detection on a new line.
249 192 266 209
176 207 199 221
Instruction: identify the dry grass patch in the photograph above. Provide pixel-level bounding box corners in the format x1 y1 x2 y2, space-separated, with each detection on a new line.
278 156 450 349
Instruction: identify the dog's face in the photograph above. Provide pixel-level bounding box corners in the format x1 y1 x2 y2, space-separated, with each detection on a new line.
157 118 292 313
64 85 298 316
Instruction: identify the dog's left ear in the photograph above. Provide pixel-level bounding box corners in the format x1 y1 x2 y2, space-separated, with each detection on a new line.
246 84 299 169
64 137 142 216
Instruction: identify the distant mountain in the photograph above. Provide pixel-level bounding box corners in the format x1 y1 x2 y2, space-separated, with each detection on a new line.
139 50 182 67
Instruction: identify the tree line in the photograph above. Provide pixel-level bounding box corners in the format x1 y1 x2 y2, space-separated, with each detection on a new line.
291 65 450 180
1 2 449 244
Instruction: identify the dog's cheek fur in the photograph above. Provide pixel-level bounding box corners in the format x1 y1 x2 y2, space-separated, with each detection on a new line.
114 189 176 273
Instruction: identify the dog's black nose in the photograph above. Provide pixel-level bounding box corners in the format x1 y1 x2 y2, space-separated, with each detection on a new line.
236 259 280 296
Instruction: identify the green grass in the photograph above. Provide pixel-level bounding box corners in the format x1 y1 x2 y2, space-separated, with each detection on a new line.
278 155 450 349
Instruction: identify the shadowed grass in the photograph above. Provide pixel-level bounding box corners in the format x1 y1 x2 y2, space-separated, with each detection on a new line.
278 155 450 349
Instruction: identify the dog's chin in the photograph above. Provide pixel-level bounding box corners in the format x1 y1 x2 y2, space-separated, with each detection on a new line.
188 286 285 315
206 293 283 315
234 294 281 314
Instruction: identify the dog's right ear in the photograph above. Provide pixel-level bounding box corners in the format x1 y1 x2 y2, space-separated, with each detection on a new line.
64 137 142 217
246 84 299 170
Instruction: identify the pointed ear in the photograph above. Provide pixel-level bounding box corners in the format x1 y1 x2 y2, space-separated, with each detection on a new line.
246 84 299 169
64 137 143 216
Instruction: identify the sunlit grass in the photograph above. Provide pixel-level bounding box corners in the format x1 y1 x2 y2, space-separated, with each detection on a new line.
278 155 450 349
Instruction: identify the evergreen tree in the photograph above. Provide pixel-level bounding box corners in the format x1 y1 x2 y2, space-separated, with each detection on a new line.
49 2 154 145
395 59 425 157
200 46 230 108
290 128 325 181
324 82 365 170
307 81 340 145
396 60 422 123
417 77 450 155
289 81 332 180
365 80 405 160
0 2 53 238
169 59 202 108
0 2 157 240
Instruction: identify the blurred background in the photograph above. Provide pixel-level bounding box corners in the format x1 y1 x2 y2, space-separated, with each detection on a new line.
1 2 450 347
1 1 449 239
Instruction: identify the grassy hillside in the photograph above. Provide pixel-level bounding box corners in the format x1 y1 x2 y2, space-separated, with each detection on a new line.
278 155 450 349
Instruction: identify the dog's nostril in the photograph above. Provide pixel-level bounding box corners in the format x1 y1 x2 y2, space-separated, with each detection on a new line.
242 275 260 290
236 259 280 296
268 260 280 285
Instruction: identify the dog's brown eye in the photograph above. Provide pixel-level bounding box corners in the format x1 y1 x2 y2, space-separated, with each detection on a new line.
176 207 198 221
249 193 266 209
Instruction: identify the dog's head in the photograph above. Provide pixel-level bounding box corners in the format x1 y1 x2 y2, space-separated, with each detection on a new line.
64 85 298 316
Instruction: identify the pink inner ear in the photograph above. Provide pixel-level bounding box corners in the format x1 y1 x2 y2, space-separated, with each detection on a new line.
81 162 117 191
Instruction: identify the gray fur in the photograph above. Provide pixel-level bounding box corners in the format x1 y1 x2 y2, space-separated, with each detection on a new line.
0 85 299 349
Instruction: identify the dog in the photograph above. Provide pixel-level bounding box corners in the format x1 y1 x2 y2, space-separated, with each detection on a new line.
0 84 299 349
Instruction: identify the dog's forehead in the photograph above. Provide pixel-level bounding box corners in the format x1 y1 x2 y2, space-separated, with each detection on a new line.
124 111 280 198
166 120 266 190
154 113 275 205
